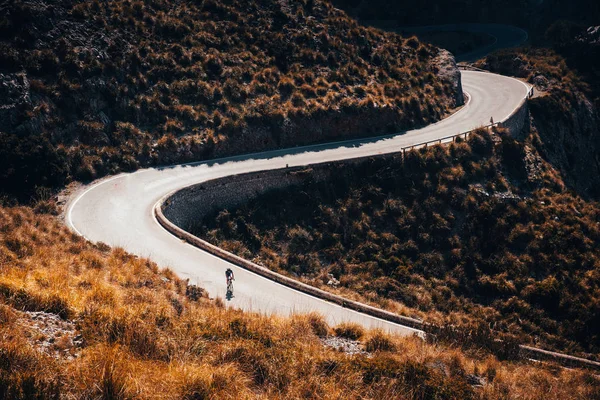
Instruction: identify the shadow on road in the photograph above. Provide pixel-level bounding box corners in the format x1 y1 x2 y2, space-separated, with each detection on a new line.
152 127 414 173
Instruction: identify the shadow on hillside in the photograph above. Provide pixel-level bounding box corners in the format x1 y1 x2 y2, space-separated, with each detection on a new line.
152 128 410 172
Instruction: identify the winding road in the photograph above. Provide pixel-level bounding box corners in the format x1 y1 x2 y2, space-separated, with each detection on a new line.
398 23 528 62
67 70 530 336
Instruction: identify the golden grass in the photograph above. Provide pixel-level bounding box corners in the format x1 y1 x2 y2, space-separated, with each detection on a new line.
1 205 599 398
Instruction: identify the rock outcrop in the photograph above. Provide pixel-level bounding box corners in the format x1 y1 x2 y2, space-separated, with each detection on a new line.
434 49 465 107
530 92 600 198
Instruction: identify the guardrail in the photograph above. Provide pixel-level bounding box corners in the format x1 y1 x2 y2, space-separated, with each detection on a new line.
400 80 534 154
519 345 600 370
154 199 426 332
457 63 489 72
400 123 499 154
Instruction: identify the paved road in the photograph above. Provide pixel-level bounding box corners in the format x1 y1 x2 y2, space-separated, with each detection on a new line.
66 71 530 336
398 23 528 62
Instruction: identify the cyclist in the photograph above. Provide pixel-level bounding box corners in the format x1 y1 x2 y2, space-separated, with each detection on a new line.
225 268 234 289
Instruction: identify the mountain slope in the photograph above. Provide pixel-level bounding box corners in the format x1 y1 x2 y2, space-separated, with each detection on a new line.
479 46 600 199
331 0 600 38
196 130 600 358
2 205 599 398
0 0 460 200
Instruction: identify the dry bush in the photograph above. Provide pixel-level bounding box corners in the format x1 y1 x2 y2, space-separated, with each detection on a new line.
365 330 397 352
334 322 365 340
306 312 330 337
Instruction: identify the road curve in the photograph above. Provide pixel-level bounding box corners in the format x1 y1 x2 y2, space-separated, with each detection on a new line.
398 23 528 62
67 71 530 336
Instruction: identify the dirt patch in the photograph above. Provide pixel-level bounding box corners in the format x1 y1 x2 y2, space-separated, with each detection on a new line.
16 311 83 360
321 336 369 356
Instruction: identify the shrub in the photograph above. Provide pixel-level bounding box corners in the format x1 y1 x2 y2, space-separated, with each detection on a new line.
307 313 329 337
0 133 69 202
365 331 397 352
185 284 206 301
334 323 365 340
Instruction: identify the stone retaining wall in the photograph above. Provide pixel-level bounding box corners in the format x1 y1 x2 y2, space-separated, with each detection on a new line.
161 155 401 233
499 95 530 139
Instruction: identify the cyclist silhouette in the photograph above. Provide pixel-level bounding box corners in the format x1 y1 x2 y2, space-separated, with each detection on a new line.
225 268 234 292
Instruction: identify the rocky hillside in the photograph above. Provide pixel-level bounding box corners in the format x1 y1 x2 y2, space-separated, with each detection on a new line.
479 47 600 199
0 0 460 201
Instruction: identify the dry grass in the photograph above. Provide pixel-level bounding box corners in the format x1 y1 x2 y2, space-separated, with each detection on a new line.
1 205 599 398
333 323 365 340
198 130 600 358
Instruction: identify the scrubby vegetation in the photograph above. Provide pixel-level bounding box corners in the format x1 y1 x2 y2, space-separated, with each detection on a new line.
477 43 600 200
197 129 600 358
0 0 459 201
2 205 600 398
2 0 599 396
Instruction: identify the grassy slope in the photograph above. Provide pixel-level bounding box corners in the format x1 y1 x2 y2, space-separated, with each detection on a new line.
0 0 457 201
1 206 599 399
197 129 600 358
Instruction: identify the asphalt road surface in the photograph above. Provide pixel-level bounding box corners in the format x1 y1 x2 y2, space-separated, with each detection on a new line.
67 71 530 336
398 23 528 62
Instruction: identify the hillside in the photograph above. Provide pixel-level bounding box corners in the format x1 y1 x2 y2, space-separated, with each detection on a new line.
2 205 600 398
0 0 460 201
477 46 600 199
3 0 600 396
196 129 600 358
330 0 600 39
